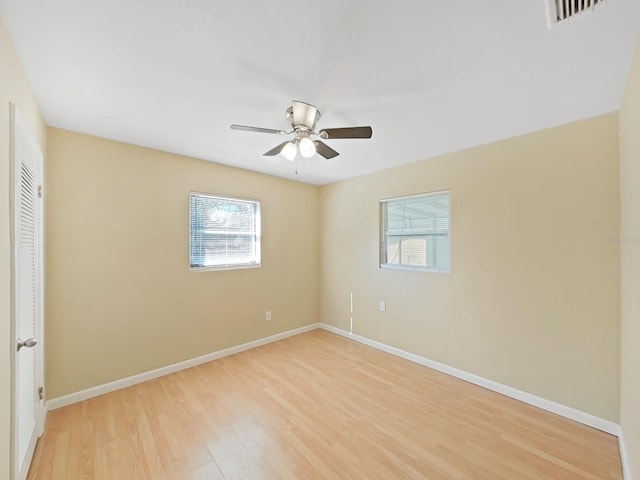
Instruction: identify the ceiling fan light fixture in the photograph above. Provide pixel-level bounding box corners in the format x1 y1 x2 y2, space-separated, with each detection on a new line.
281 141 297 161
299 136 316 158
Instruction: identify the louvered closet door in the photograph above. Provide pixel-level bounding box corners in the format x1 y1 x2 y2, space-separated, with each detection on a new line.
13 106 44 480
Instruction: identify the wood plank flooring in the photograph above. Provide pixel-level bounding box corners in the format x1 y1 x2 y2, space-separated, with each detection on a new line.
28 329 623 479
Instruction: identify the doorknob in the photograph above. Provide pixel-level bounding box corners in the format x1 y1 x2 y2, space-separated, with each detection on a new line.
17 337 38 351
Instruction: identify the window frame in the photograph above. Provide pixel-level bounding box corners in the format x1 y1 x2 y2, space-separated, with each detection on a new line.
189 192 262 272
379 190 451 274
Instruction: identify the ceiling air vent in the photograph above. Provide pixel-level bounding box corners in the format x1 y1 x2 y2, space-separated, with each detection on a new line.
546 0 606 27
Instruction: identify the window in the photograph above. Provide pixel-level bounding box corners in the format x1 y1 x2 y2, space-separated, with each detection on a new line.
380 191 450 272
189 193 261 270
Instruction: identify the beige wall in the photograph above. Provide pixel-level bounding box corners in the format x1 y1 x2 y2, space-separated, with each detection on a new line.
45 128 320 398
0 16 47 480
320 113 621 421
619 36 640 480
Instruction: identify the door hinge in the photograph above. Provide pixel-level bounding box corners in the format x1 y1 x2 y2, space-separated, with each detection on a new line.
38 386 44 401
37 185 43 198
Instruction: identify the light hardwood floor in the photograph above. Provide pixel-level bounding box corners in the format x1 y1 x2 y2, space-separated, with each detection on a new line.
28 329 622 479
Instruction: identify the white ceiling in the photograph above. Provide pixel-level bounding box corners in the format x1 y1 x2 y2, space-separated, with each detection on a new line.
1 1 639 185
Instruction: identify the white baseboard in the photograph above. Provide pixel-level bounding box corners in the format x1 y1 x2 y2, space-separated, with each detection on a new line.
46 321 625 460
619 429 634 480
47 323 320 411
318 323 620 436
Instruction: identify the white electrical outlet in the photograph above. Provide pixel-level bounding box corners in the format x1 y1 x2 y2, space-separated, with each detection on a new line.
379 301 386 312
266 310 272 321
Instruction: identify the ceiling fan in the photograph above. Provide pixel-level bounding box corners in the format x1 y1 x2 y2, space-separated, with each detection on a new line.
230 101 373 161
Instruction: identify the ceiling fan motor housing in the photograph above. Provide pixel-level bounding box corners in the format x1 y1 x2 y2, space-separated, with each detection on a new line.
287 101 320 131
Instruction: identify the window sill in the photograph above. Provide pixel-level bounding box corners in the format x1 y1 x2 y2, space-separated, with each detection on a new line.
190 263 261 272
380 264 450 274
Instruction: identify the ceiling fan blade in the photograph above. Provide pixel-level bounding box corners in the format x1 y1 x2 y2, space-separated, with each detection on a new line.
231 124 286 135
314 140 339 159
319 126 373 139
263 141 291 156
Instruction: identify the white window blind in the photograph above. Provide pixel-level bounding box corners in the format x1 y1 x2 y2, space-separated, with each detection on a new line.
189 193 261 270
380 191 450 272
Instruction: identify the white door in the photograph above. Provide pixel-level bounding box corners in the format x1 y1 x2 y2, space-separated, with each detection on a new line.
11 104 45 480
